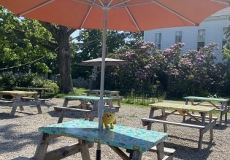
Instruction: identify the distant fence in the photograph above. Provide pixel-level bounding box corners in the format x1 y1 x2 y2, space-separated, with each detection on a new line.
117 89 162 104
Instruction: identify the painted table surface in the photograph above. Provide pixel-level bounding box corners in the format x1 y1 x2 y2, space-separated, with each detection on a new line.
0 90 37 97
38 119 168 152
150 102 215 112
184 96 229 102
65 95 112 101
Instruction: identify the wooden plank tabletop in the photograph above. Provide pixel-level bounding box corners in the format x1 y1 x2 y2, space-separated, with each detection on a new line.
0 90 37 97
184 96 229 102
150 102 215 112
38 119 167 152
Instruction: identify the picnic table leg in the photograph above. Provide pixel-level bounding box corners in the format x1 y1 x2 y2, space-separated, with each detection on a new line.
9 95 22 116
209 111 213 141
79 140 91 160
34 94 42 114
198 112 206 150
132 151 142 160
89 101 99 121
156 142 165 160
162 108 167 132
147 107 155 130
219 102 224 125
34 133 50 160
224 102 228 123
58 99 69 123
183 99 190 122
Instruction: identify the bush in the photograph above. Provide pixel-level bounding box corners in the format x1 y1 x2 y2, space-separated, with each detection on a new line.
0 72 59 94
0 72 16 90
42 80 59 93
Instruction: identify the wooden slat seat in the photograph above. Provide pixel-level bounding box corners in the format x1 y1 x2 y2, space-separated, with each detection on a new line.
21 97 50 103
141 118 206 129
0 99 13 104
53 106 92 113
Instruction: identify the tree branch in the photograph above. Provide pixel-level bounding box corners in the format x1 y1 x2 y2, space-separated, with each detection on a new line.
10 28 58 52
39 21 59 39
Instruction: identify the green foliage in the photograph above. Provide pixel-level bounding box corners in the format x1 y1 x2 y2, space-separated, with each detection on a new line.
0 6 56 74
0 72 16 90
42 80 59 93
0 72 59 94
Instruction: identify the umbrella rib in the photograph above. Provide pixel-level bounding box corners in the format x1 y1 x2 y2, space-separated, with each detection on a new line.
123 2 141 32
111 1 153 8
152 1 198 26
74 0 103 8
18 0 55 16
80 4 93 28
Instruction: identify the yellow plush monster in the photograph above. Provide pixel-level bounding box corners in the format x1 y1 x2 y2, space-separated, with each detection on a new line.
102 112 115 129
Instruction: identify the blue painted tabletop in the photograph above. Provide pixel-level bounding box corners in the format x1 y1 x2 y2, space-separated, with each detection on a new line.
65 95 112 101
38 119 168 152
184 96 229 102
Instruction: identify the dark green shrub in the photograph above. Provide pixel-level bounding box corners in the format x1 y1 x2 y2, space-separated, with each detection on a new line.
42 80 59 93
0 72 16 90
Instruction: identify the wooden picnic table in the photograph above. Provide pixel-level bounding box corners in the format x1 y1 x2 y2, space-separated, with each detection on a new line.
55 95 120 123
14 87 51 97
184 96 229 125
87 89 122 107
0 90 42 116
34 119 171 160
142 102 216 150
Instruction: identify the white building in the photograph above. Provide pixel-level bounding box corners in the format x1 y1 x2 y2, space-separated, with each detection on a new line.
144 7 230 62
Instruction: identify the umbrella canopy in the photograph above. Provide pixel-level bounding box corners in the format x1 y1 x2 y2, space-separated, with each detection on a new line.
1 1 229 159
0 0 229 32
78 57 127 66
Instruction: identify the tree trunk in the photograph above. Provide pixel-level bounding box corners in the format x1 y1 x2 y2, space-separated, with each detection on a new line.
57 33 73 93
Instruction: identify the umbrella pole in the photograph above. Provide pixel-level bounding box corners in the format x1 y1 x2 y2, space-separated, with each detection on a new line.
97 3 108 160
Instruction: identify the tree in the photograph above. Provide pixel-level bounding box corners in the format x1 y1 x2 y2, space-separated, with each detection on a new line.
0 7 56 74
39 22 76 93
0 7 76 93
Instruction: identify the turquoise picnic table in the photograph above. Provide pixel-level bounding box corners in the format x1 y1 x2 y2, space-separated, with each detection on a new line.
55 95 120 123
184 96 229 125
34 119 169 160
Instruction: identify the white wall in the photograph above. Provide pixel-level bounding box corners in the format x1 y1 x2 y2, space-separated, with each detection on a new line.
144 16 229 62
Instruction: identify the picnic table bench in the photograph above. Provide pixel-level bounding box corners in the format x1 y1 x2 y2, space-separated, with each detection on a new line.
34 119 173 160
184 96 229 125
142 102 216 150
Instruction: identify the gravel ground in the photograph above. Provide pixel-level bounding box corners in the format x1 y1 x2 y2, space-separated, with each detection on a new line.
0 98 230 160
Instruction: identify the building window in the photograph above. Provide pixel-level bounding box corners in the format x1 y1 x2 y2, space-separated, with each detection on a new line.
155 33 161 49
197 29 205 51
223 27 228 48
175 31 182 44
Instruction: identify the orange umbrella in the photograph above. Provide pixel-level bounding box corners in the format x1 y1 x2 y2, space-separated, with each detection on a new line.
0 0 229 159
0 0 229 31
